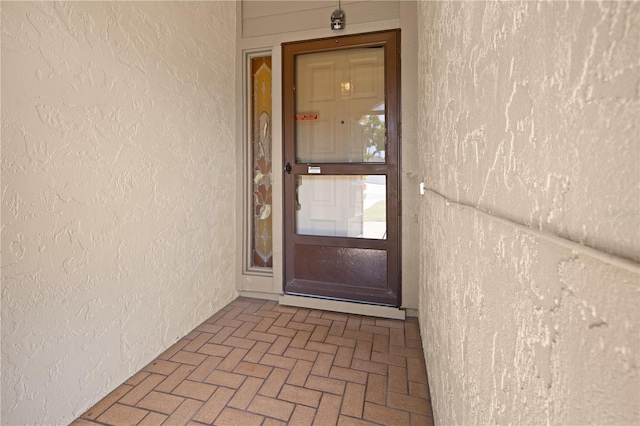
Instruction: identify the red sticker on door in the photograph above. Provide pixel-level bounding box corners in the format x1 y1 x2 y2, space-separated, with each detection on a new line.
295 114 318 121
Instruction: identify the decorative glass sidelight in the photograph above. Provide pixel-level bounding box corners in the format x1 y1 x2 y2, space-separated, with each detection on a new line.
251 56 273 268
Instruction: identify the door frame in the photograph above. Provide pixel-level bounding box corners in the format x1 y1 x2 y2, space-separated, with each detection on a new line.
282 29 402 307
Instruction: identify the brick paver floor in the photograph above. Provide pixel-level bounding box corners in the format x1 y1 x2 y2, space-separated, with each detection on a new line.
73 297 433 425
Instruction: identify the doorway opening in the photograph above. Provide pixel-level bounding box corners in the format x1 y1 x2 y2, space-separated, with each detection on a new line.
282 30 401 307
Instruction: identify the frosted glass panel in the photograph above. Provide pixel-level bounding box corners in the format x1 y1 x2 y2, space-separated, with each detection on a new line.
296 175 386 239
295 47 385 163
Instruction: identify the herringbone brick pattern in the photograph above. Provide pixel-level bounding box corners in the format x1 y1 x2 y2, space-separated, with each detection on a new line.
74 297 433 425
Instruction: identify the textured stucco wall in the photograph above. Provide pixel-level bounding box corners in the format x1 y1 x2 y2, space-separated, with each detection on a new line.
417 1 639 424
1 2 237 424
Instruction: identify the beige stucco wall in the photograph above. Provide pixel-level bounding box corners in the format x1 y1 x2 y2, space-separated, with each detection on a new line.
1 2 237 424
417 1 639 424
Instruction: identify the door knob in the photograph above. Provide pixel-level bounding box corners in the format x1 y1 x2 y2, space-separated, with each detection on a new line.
284 162 292 174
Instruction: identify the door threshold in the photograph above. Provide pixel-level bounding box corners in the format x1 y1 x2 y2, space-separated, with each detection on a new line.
279 295 405 320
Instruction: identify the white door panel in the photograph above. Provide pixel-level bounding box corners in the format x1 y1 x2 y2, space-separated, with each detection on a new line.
295 47 384 237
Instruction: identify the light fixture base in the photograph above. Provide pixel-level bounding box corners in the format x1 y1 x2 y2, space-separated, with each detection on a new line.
331 9 345 30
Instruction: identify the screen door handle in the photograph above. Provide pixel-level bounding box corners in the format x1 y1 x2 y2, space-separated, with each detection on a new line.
284 162 292 174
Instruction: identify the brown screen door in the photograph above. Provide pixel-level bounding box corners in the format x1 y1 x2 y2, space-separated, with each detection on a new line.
283 30 400 307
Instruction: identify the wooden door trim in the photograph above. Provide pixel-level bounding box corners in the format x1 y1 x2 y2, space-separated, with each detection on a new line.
292 235 388 250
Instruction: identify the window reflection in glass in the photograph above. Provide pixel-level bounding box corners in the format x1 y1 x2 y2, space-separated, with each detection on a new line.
296 175 386 240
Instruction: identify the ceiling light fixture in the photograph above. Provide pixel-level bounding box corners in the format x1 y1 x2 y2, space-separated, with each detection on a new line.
331 0 345 30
